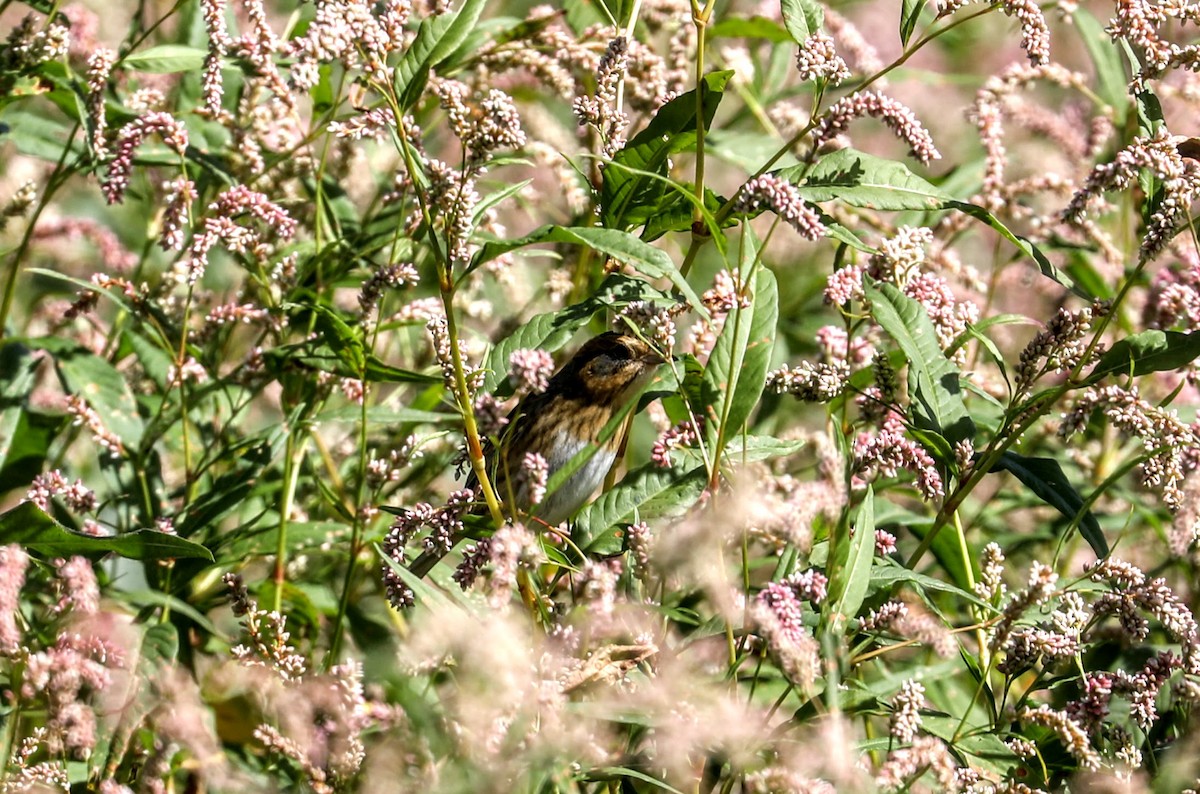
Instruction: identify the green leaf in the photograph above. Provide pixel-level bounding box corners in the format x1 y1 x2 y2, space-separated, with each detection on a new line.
585 768 685 794
706 130 800 173
677 435 804 467
573 464 707 554
922 716 1022 779
483 275 672 391
473 225 704 314
1085 329 1200 384
122 45 208 73
948 202 1093 300
0 107 86 162
393 0 487 110
641 186 728 242
868 561 993 611
310 304 365 372
864 280 974 444
709 17 792 42
0 344 63 494
780 149 952 210
827 487 876 629
703 267 778 449
601 70 732 232
900 0 927 46
27 338 145 450
989 452 1107 558
0 410 61 494
1135 89 1164 138
780 0 824 42
139 623 180 666
0 502 213 561
363 355 441 384
177 432 285 540
1073 9 1129 124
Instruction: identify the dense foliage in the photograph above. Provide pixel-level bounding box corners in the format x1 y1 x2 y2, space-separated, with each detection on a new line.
4 0 1200 790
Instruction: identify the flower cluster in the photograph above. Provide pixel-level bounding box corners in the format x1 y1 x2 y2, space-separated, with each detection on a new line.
874 736 959 791
812 91 941 164
224 573 307 680
766 361 848 402
795 33 850 85
508 348 555 396
1088 558 1200 672
1146 249 1200 330
573 36 631 157
26 470 97 514
1014 302 1103 394
735 174 826 240
617 301 681 353
380 490 475 607
752 580 820 688
101 112 189 204
1063 129 1200 262
853 415 944 500
1020 705 1100 771
651 418 703 467
65 394 124 458
1059 385 1200 511
85 48 116 158
889 679 926 743
183 185 296 285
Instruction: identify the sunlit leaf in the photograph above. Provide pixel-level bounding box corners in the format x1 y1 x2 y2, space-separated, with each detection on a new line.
864 280 974 444
123 45 207 73
780 148 951 210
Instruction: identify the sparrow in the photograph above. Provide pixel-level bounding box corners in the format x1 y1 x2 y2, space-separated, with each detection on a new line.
408 331 665 578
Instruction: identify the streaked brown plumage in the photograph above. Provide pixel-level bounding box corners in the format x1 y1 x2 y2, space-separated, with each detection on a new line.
408 332 664 578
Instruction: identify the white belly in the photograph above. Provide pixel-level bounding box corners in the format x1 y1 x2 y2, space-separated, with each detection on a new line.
532 429 616 525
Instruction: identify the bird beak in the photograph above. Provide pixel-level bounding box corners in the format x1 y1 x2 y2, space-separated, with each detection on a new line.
641 350 668 367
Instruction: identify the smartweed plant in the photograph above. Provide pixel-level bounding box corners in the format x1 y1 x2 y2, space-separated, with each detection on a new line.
3 0 1200 790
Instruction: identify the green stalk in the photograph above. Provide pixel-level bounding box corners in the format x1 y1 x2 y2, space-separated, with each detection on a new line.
908 257 1149 569
273 428 309 613
386 108 505 528
0 123 79 340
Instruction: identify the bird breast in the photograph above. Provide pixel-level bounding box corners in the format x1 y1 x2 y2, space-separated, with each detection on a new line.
527 427 618 526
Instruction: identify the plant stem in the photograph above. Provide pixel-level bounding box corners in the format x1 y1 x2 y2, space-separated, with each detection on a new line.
273 427 309 613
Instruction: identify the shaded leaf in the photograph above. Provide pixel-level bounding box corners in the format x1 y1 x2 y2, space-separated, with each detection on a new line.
0 502 213 561
989 452 1107 558
1085 329 1200 384
601 71 732 232
0 344 63 493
